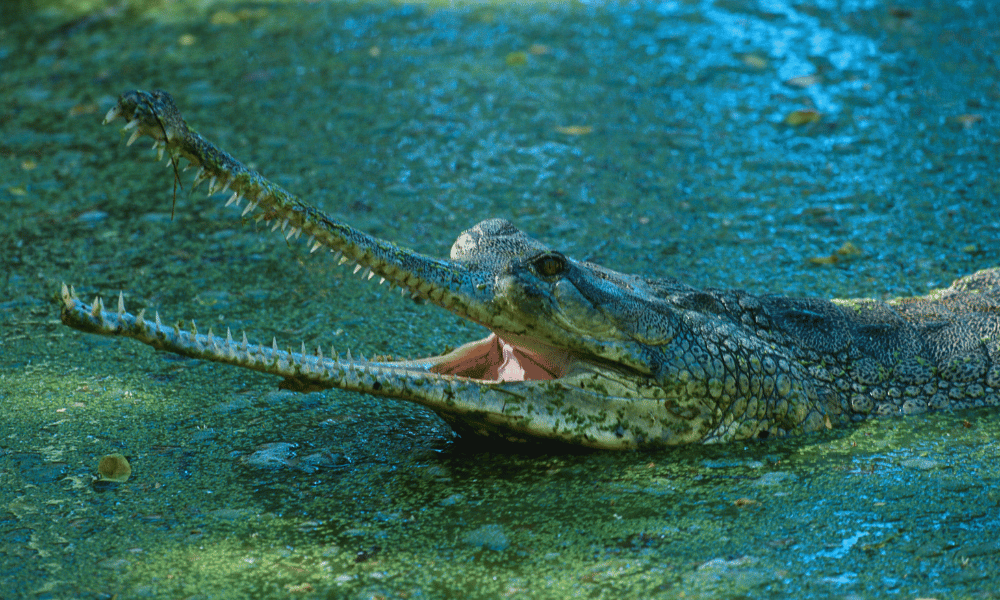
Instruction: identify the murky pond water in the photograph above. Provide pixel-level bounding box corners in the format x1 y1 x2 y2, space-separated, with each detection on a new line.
1 0 998 597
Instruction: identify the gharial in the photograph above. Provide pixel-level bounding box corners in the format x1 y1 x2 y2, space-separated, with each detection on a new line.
61 90 1000 450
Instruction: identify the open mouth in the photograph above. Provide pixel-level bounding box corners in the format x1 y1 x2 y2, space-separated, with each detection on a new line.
62 89 666 448
423 333 574 383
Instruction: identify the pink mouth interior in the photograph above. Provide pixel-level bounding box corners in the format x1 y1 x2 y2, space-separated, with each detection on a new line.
428 333 572 383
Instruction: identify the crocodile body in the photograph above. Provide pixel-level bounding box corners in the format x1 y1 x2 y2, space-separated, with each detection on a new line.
61 90 1000 449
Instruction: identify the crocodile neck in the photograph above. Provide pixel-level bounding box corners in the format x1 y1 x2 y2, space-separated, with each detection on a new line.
60 90 1000 449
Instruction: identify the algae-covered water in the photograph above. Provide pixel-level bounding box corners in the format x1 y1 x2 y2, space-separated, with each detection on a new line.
2 0 999 598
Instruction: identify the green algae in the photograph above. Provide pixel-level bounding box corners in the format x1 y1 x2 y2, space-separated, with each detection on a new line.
2 0 999 598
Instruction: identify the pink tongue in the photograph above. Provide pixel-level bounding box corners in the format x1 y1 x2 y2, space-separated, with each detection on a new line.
497 341 527 382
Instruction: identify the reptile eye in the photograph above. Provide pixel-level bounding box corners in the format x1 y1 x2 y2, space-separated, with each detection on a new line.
532 252 567 277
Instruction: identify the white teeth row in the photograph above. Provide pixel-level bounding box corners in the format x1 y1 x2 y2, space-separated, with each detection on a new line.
105 102 433 303
62 284 405 371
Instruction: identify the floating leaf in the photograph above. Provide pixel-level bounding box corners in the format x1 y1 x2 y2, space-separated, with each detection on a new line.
210 10 239 25
69 104 98 117
808 254 838 265
555 125 593 135
836 241 861 256
98 454 132 482
786 75 821 88
740 54 767 69
505 51 528 67
784 109 821 126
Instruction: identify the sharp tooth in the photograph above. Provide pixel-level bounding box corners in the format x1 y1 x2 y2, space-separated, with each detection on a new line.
353 264 363 274
191 320 199 336
103 105 122 124
310 241 322 253
117 292 125 317
285 226 298 240
226 328 234 348
191 167 207 189
155 311 163 333
331 250 343 262
219 178 232 195
207 176 218 195
136 309 146 328
91 296 103 318
346 348 353 362
225 192 241 207
126 129 142 146
367 271 376 281
122 118 140 131
241 199 256 216
242 331 249 353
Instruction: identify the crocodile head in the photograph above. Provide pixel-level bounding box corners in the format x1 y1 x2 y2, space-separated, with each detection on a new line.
59 90 749 449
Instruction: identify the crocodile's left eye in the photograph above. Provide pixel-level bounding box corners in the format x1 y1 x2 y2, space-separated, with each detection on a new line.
531 252 567 278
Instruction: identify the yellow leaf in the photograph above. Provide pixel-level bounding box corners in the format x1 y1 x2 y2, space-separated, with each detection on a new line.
505 52 528 67
785 109 821 126
808 255 838 265
555 125 592 135
836 241 861 256
786 75 821 88
740 54 767 69
210 10 239 25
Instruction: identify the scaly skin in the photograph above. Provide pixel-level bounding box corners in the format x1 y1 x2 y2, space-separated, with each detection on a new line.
61 90 1000 449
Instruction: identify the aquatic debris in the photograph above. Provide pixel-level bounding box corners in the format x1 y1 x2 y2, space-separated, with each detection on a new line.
784 109 821 126
809 241 863 265
505 51 528 66
555 125 593 135
786 75 821 88
98 454 132 482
